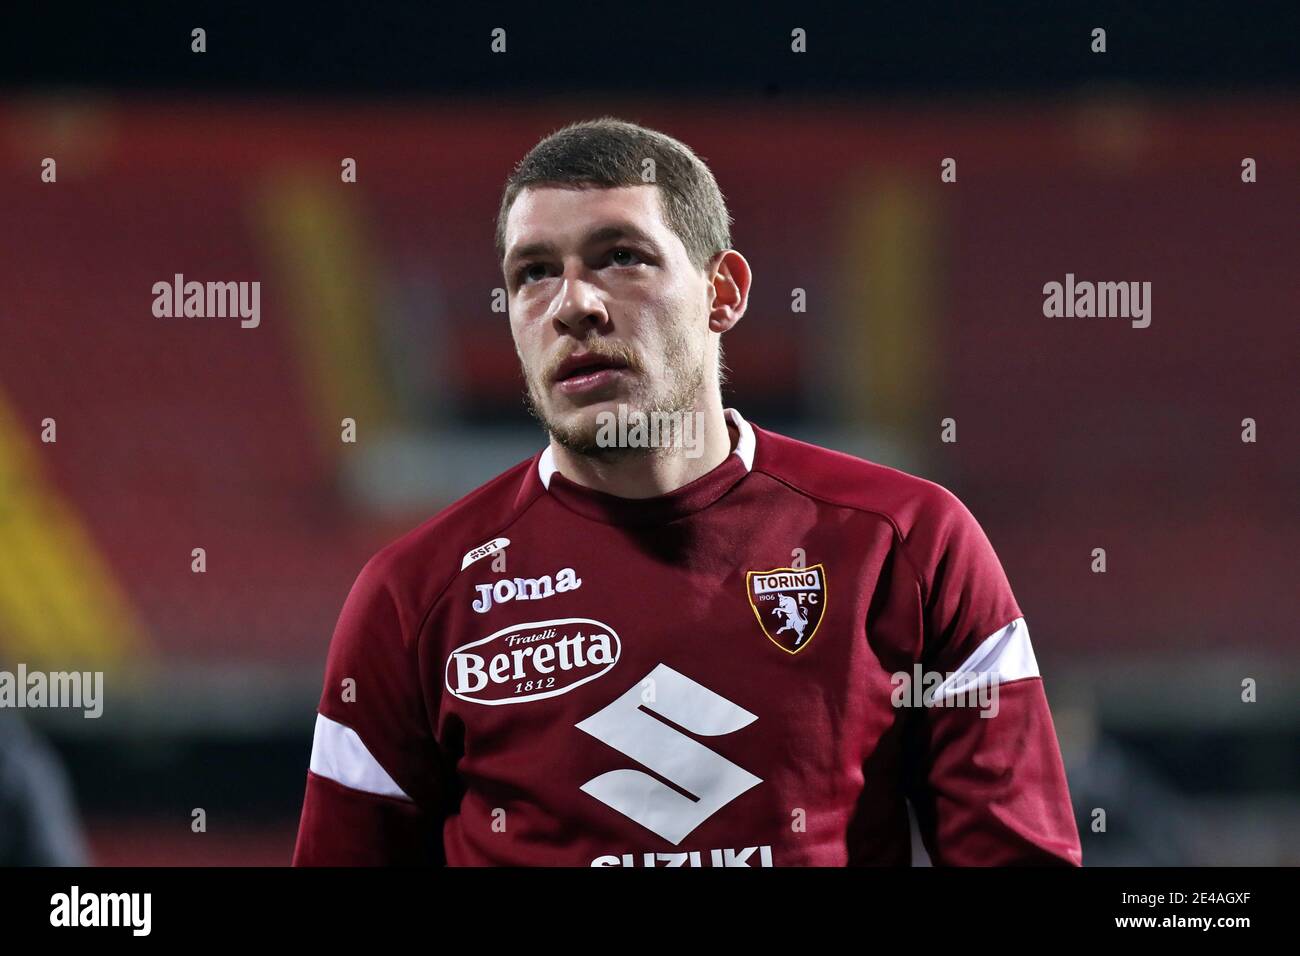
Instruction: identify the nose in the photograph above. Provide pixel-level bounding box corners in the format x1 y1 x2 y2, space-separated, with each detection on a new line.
547 269 611 337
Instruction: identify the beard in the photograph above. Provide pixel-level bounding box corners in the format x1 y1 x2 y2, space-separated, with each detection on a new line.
521 324 707 463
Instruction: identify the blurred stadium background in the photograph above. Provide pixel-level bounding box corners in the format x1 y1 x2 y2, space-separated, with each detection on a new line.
1 5 1297 865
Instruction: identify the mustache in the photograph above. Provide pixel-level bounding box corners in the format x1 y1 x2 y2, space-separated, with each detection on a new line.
541 341 642 381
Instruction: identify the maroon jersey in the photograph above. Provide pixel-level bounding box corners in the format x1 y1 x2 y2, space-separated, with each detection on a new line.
292 409 1081 866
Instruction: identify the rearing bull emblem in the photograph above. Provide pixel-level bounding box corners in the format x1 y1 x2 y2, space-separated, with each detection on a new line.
773 594 810 642
746 564 827 655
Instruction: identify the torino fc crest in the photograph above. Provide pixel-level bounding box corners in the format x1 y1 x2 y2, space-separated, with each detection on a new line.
745 565 827 654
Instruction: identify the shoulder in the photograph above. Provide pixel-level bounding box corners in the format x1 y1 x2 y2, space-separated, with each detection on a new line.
749 423 974 546
349 453 547 621
747 424 1018 640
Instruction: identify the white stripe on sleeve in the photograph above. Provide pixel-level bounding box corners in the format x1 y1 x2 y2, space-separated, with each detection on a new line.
308 713 412 800
925 617 1040 704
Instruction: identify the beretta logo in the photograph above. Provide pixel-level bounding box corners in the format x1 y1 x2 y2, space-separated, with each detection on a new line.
446 617 620 705
746 565 827 654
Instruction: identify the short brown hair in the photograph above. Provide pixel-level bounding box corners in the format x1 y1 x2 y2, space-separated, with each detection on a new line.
495 117 733 273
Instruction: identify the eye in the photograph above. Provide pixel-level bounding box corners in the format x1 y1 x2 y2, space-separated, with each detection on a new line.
517 262 550 286
607 247 644 268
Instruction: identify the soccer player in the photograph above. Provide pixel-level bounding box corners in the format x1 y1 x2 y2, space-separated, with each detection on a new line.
292 117 1082 866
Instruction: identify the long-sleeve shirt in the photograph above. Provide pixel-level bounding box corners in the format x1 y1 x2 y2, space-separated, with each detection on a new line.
292 407 1082 866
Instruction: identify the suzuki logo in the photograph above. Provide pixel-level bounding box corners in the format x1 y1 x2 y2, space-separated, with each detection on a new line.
576 664 761 844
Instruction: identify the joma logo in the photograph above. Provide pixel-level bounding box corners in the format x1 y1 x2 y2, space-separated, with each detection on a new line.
472 566 581 613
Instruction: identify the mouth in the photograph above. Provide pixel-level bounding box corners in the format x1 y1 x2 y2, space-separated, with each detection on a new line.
550 352 631 397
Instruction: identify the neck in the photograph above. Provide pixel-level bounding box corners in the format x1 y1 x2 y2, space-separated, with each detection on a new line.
549 398 734 499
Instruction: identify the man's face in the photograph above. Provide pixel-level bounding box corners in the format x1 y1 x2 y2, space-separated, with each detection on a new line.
503 184 715 458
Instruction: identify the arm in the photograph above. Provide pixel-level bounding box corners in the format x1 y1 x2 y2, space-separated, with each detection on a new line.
900 489 1081 866
292 553 450 866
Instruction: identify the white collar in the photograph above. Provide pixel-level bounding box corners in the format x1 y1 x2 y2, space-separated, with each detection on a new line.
538 406 755 491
